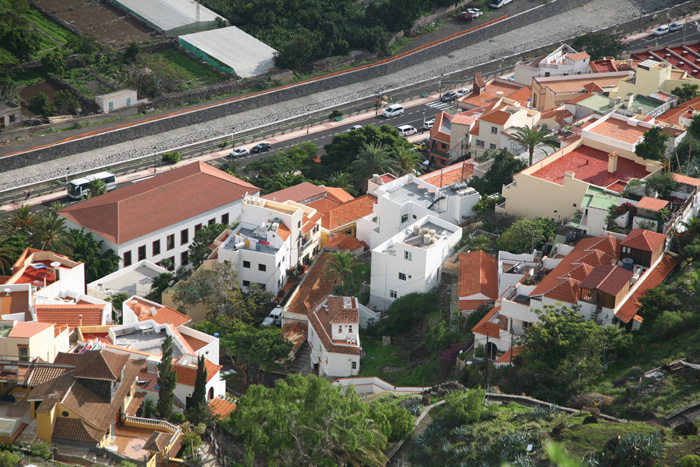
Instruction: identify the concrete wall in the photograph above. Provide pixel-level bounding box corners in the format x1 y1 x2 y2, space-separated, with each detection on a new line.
0 0 594 173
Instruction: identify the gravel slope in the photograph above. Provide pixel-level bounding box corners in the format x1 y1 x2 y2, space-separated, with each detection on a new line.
0 0 674 190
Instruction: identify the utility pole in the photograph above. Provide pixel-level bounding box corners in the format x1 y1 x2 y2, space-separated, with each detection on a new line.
307 108 311 135
484 334 489 389
439 74 444 98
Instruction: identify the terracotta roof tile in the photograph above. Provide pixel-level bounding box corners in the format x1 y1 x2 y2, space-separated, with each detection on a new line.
493 346 523 364
420 161 476 188
673 173 700 187
324 234 367 253
34 303 107 329
181 334 208 352
326 296 360 323
543 277 580 303
566 52 589 61
459 80 526 109
127 298 191 328
306 198 342 227
565 93 595 104
458 299 491 311
616 255 678 323
286 251 335 317
636 196 669 211
326 195 376 231
55 350 129 381
579 265 633 296
209 397 237 419
262 182 325 203
309 305 360 356
7 321 53 338
458 251 498 300
587 118 647 145
174 359 221 386
53 418 104 443
59 162 259 244
323 187 354 203
480 109 512 126
276 222 291 241
620 229 666 252
143 432 172 452
471 306 504 339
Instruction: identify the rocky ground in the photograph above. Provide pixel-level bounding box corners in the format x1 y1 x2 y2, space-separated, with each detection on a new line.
0 0 682 189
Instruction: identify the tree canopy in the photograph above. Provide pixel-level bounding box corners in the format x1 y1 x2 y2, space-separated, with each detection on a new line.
509 125 558 166
188 223 229 269
496 217 557 254
635 126 669 162
469 149 527 196
68 228 119 283
157 335 177 419
322 124 412 173
221 374 412 466
571 33 625 60
671 83 699 103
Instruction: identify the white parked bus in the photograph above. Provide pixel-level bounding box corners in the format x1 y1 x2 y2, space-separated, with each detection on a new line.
67 171 117 199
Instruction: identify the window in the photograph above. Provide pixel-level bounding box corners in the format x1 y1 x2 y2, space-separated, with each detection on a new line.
351 361 357 370
476 140 485 148
401 214 408 223
243 261 251 269
152 240 161 256
298 221 302 228
221 213 229 224
123 251 132 267
167 234 175 251
259 264 267 271
398 272 406 281
180 251 189 266
18 346 29 362
404 251 412 261
180 229 189 245
491 126 498 134
258 283 266 291
338 326 342 333
195 223 203 233
413 214 417 219
138 245 146 261
242 280 250 287
165 257 175 271
390 290 398 298
348 325 353 333
489 143 497 150
208 218 215 226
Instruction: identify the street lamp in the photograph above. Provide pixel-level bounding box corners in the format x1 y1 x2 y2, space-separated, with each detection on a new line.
422 110 425 130
65 168 69 187
439 74 444 98
307 108 311 135
500 58 505 77
375 91 380 116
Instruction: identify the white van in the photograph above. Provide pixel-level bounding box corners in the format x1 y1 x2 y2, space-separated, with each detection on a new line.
382 104 404 118
489 0 512 8
396 125 417 137
261 307 282 326
653 25 669 36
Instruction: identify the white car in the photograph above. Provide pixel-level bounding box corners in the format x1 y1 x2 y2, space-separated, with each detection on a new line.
345 125 362 132
423 119 435 130
653 25 669 36
669 22 684 32
396 125 417 137
467 8 482 17
262 307 282 326
455 88 469 98
230 147 250 157
382 104 404 118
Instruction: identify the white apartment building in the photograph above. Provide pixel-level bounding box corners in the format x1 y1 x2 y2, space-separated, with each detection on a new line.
369 215 461 311
470 99 541 158
513 44 591 85
59 161 260 271
356 173 479 250
308 296 361 378
213 195 322 295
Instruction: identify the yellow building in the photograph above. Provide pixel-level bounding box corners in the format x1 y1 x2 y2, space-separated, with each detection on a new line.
0 321 70 363
613 59 700 99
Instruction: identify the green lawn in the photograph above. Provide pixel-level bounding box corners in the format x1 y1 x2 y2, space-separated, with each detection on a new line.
149 49 225 84
359 336 439 387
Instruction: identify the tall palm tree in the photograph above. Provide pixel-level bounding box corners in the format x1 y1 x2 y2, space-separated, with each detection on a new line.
0 236 15 274
510 125 559 167
329 171 357 196
30 211 73 255
350 142 399 193
86 178 108 198
392 146 422 175
1 204 35 237
323 250 360 295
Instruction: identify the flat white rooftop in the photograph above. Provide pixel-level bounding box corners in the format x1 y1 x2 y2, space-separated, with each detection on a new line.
113 0 220 31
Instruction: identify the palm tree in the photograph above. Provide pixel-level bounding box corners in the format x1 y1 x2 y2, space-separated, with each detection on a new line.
323 250 360 295
392 146 422 175
510 125 559 166
1 204 35 237
0 236 15 274
329 171 357 196
86 178 108 198
29 211 73 255
350 142 399 193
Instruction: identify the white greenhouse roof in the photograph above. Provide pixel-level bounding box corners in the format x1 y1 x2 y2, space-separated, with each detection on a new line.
114 0 221 31
180 26 278 78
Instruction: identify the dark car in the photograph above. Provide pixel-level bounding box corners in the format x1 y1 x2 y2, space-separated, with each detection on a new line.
441 91 458 103
456 12 474 22
251 143 272 153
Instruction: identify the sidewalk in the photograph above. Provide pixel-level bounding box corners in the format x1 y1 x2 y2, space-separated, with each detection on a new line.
622 11 700 43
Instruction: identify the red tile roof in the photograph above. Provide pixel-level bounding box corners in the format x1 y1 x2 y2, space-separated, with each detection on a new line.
306 198 342 223
615 255 678 323
34 304 106 329
565 93 595 104
325 195 376 231
636 196 669 211
579 265 633 296
209 398 237 419
8 321 53 338
53 418 104 443
324 234 368 253
458 251 498 300
59 162 259 244
531 144 650 190
380 174 396 183
323 187 354 203
309 304 360 356
326 296 360 323
480 109 512 126
458 299 492 311
673 173 700 187
628 41 700 79
181 334 209 352
286 251 335 317
621 229 666 252
55 350 129 381
459 80 526 109
174 359 222 386
420 161 476 188
262 182 325 203
127 298 191 328
544 277 580 303
493 346 523 364
276 222 291 241
567 52 589 61
471 306 504 339
587 118 648 145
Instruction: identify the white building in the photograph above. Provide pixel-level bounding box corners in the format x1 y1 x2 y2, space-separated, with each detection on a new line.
513 44 591 85
308 296 361 378
95 90 138 114
212 196 322 295
87 260 170 302
369 215 461 310
356 173 479 250
59 162 260 271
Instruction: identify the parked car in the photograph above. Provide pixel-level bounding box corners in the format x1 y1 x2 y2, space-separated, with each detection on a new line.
467 8 482 17
653 25 669 36
456 12 474 22
455 88 469 98
230 147 249 158
346 124 363 132
423 119 435 130
251 142 272 153
382 104 404 118
396 125 418 137
669 22 684 32
489 0 512 8
413 140 428 151
262 307 282 326
441 91 458 103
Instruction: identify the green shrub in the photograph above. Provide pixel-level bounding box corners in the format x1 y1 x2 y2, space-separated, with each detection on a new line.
329 109 342 120
182 432 202 458
218 141 229 149
161 151 181 165
169 412 186 424
31 439 52 460
118 462 138 467
0 451 20 467
679 455 700 467
28 92 55 117
440 388 485 428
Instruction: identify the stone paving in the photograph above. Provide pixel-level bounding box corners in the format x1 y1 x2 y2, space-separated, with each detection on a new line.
0 0 687 190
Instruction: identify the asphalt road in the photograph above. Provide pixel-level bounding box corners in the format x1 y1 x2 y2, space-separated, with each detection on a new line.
627 21 700 50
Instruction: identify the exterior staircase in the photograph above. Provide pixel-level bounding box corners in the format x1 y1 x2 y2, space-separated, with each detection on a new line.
286 342 311 375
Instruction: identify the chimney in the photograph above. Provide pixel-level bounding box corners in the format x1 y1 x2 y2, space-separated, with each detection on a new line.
496 91 504 99
608 152 619 173
626 58 633 68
